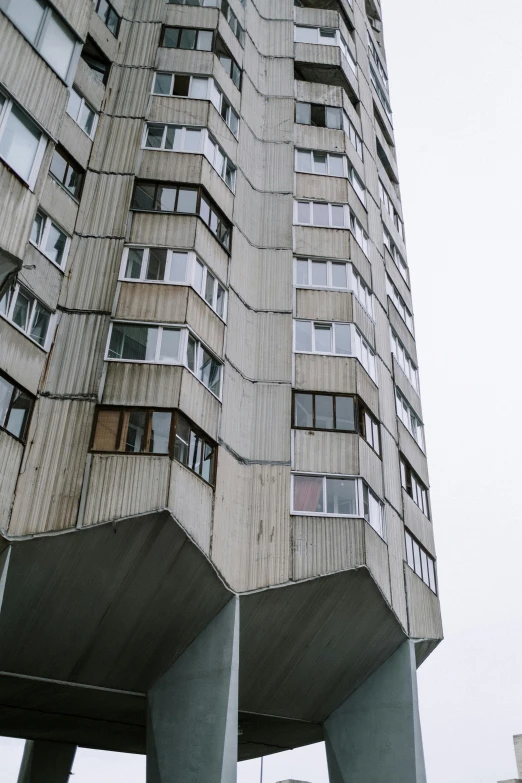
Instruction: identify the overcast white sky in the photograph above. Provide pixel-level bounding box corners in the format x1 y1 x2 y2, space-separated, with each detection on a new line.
3 0 522 780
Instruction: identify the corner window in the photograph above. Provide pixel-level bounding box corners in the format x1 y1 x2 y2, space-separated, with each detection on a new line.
293 320 377 383
386 276 413 333
405 530 437 593
30 210 69 268
0 369 34 443
94 0 121 36
292 474 384 537
66 88 98 139
0 93 46 187
0 282 53 348
294 257 373 317
400 456 429 518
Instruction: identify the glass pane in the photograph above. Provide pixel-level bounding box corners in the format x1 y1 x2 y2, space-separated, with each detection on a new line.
325 106 342 129
190 77 209 98
369 492 382 535
153 73 172 94
159 328 180 361
331 205 345 226
216 285 225 318
0 376 14 428
295 102 311 125
12 291 31 331
331 263 347 288
313 152 327 174
295 259 308 285
294 320 312 352
335 396 355 430
145 125 164 148
314 323 332 353
64 162 82 197
315 395 334 429
106 8 119 35
205 272 215 305
405 533 415 569
189 430 202 473
173 74 191 96
0 106 41 181
44 223 67 266
132 183 155 210
413 541 422 577
174 414 190 464
186 334 197 371
31 211 44 245
311 261 327 286
184 128 202 152
326 478 356 515
176 188 198 212
193 260 204 294
312 202 329 226
297 202 310 223
157 186 176 212
125 248 144 278
294 393 313 428
294 26 316 43
125 411 146 452
334 323 351 355
108 324 157 361
66 89 82 121
165 125 178 150
30 302 50 346
201 442 214 482
146 248 167 280
329 155 344 176
228 108 239 136
197 30 213 50
79 103 96 136
293 475 323 513
296 150 311 172
428 560 437 592
169 252 188 282
179 28 197 49
310 105 326 127
150 411 172 454
5 387 31 440
39 13 76 79
421 551 430 585
199 349 221 395
5 0 45 43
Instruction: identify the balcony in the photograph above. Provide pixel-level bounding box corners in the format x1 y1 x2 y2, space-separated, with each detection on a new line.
294 24 358 104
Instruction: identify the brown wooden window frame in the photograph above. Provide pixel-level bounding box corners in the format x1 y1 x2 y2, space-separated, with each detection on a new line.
90 406 217 486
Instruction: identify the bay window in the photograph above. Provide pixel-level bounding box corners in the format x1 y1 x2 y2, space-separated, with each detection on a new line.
294 320 377 383
293 391 380 455
0 282 53 348
395 387 424 450
400 456 429 518
294 200 369 254
0 93 46 187
295 149 365 203
294 26 356 74
294 257 373 317
295 101 363 158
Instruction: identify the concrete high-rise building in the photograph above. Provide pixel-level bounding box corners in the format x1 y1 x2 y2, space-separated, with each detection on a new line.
0 0 442 780
498 735 522 783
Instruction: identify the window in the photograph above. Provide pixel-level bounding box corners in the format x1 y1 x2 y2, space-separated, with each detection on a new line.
294 149 365 203
295 101 363 158
81 36 111 85
294 26 356 74
0 92 46 187
294 257 373 317
152 73 239 138
0 282 53 348
293 392 380 455
49 146 84 199
295 201 369 254
94 0 121 36
368 31 388 90
143 124 236 192
0 370 34 443
390 328 419 392
131 181 232 251
120 247 227 319
91 407 217 484
1 0 78 81
379 179 404 240
162 26 214 51
386 276 414 333
370 64 392 123
293 320 377 383
221 0 244 45
405 530 437 593
214 35 242 89
106 322 223 397
395 387 424 450
66 88 98 139
400 457 429 518
30 210 69 268
383 227 408 282
292 474 384 537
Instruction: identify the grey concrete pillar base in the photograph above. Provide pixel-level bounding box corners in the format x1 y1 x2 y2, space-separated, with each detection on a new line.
147 597 239 783
323 640 427 783
17 740 76 783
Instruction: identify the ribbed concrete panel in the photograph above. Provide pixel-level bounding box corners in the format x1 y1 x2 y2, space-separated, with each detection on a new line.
102 364 182 407
384 256 413 313
19 244 63 313
0 167 37 260
376 359 397 434
39 178 79 237
295 354 357 394
58 114 92 171
0 430 23 531
52 0 92 37
384 505 408 628
0 16 67 137
243 49 294 98
296 289 354 323
293 430 359 476
250 0 293 21
212 449 290 591
373 300 393 371
117 19 161 67
234 177 293 249
89 116 143 174
294 226 351 263
88 13 119 64
149 96 210 128
42 313 108 396
355 362 379 414
295 173 350 206
238 125 293 193
168 461 213 555
352 297 376 346
104 65 154 119
76 174 134 237
364 524 391 601
73 58 106 113
244 13 292 58
129 213 197 253
220 365 291 462
229 235 292 311
82 455 170 528
0 320 46 396
9 400 95 536
380 427 402 512
294 79 342 108
138 150 204 191
294 125 346 155
164 6 219 29
115 282 189 325
226 293 292 382
403 493 435 555
239 84 293 144
294 7 339 28
131 0 165 22
397 421 429 487
59 237 123 312
291 516 366 580
358 439 383 496
405 567 443 641
178 371 221 442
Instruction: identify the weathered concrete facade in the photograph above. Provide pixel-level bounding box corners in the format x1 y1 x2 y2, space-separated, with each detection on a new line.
0 0 442 778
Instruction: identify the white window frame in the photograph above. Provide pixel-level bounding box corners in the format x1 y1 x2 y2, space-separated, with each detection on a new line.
0 282 55 350
291 473 385 538
293 26 357 74
0 92 47 189
142 123 236 192
29 209 71 270
293 257 373 318
386 276 414 334
119 247 227 321
66 87 98 140
293 319 377 383
379 178 405 241
105 321 223 398
294 200 369 255
390 327 419 392
395 387 425 451
295 148 366 205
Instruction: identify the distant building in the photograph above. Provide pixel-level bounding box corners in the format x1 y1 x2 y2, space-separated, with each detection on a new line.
498 735 522 782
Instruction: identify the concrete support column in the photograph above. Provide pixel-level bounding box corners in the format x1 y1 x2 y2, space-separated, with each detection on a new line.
323 641 426 783
17 740 76 783
146 597 240 783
